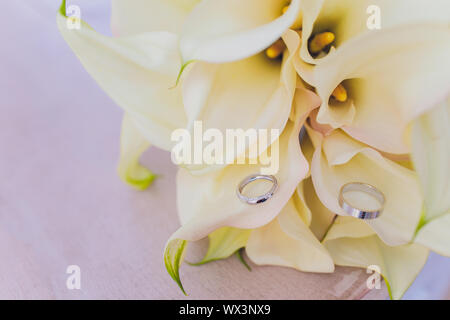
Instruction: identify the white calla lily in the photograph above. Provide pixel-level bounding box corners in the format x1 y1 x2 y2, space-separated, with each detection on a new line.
415 214 450 257
181 28 299 174
179 0 301 63
310 129 423 246
411 98 450 221
323 216 429 300
296 0 450 153
57 3 187 151
182 56 283 141
300 0 450 64
411 98 450 256
312 24 450 153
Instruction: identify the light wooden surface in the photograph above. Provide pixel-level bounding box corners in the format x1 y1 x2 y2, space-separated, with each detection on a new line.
0 1 392 300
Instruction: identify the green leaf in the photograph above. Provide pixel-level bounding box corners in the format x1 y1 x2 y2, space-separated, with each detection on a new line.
164 239 188 295
59 0 66 16
236 249 252 271
190 227 251 265
171 60 195 89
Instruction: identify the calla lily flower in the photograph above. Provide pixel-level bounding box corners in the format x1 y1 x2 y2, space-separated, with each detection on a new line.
311 25 450 154
308 127 423 246
296 0 450 154
181 28 301 174
411 98 450 221
58 3 187 151
411 98 450 256
58 0 188 187
415 214 450 258
299 0 450 64
305 116 450 299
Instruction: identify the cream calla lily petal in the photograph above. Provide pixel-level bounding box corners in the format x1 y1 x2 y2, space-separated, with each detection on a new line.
313 24 450 153
111 0 201 36
57 5 186 151
304 122 322 150
282 29 317 90
415 214 450 257
309 109 334 137
324 216 375 241
311 130 423 246
179 0 301 63
292 132 336 241
246 199 334 273
411 98 450 221
182 32 298 173
297 0 325 64
324 233 429 300
411 99 450 257
192 227 251 265
292 180 312 226
117 113 156 190
301 177 336 241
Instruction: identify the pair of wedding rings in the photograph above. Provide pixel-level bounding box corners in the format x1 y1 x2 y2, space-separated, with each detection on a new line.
236 175 385 220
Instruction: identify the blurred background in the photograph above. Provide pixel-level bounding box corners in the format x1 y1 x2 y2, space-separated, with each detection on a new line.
0 0 448 299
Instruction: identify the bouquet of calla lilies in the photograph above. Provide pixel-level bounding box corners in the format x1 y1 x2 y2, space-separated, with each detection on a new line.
58 0 450 299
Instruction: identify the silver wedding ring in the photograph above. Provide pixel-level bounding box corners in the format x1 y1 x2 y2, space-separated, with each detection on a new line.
237 174 278 205
338 182 385 219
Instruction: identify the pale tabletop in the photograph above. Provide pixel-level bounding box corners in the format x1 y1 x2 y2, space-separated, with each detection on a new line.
0 1 392 300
